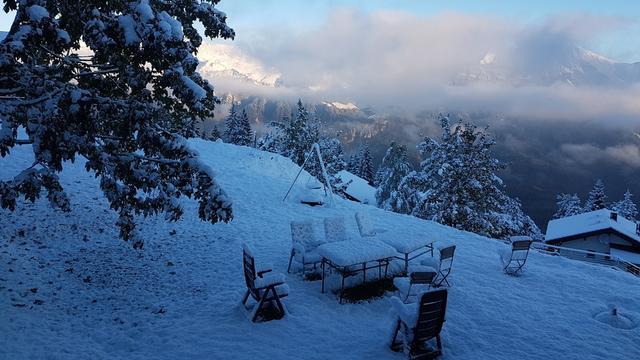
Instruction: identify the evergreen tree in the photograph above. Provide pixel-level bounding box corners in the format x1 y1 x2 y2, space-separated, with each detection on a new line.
223 104 252 146
0 0 234 247
208 126 221 141
357 145 375 185
585 179 608 211
553 193 583 219
346 153 359 173
399 115 537 239
267 99 318 166
375 142 412 210
306 136 347 193
612 189 638 221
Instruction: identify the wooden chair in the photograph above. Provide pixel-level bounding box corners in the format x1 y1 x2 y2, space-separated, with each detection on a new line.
242 244 288 322
500 240 532 275
421 245 456 287
390 289 448 359
287 220 322 274
393 268 437 303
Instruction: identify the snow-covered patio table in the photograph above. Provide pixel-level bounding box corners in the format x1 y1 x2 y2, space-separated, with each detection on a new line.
376 236 434 274
317 239 398 303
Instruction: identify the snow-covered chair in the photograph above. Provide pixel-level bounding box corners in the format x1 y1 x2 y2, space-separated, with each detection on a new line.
354 211 385 237
242 244 288 322
393 265 437 303
421 245 456 287
499 239 532 275
324 217 348 243
287 220 323 274
390 289 448 358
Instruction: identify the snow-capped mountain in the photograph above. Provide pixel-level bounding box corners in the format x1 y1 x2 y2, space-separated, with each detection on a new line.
453 47 640 87
197 43 282 87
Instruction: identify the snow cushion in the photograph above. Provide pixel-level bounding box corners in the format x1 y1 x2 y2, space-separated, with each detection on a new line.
316 239 398 266
355 211 379 237
390 296 418 327
259 283 290 297
254 272 286 289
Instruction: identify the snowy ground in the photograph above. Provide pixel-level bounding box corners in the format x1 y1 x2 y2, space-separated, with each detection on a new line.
1 140 640 360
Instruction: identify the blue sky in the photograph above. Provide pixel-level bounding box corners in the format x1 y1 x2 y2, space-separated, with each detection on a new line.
1 1 639 60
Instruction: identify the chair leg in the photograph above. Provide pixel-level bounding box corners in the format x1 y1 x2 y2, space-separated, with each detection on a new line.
241 290 250 305
252 288 270 322
272 291 286 319
403 283 412 303
390 319 402 351
287 249 295 273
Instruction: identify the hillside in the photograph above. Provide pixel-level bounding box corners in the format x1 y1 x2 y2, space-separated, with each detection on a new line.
1 140 639 359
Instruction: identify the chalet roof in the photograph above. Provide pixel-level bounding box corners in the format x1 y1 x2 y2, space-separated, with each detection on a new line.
545 209 640 246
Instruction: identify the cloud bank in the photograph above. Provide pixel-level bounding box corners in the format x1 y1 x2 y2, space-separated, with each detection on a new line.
208 9 640 124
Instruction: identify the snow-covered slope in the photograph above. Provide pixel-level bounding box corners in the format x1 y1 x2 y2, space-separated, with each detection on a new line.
1 141 640 359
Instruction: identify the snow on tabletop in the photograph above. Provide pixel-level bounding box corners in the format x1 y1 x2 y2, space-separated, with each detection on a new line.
377 235 434 254
546 209 640 242
2 139 640 360
336 170 376 204
316 239 398 267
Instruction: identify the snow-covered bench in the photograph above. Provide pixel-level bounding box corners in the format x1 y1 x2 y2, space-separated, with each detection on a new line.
390 289 448 358
287 220 323 275
242 244 288 322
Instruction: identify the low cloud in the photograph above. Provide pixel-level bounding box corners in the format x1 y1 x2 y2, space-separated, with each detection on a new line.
560 143 640 168
207 9 640 124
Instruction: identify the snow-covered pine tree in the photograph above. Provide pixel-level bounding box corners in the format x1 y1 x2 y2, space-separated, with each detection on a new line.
268 99 317 165
403 115 537 239
346 153 359 173
207 126 221 141
585 179 608 212
490 196 542 240
0 0 234 247
375 142 412 210
553 193 583 219
357 145 375 185
305 136 348 193
224 103 252 145
612 189 638 221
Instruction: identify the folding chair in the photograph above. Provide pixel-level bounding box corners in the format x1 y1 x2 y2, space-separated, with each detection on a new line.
500 240 532 275
421 245 456 287
287 220 323 274
390 289 448 359
393 267 437 303
241 244 288 322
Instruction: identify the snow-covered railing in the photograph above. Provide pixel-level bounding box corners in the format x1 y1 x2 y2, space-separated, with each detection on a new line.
532 243 640 277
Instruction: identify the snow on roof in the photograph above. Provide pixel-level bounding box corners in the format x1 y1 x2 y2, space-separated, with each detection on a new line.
336 170 376 204
545 209 640 243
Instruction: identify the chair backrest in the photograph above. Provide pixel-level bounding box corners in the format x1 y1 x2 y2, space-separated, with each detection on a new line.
413 289 448 344
439 245 456 271
410 271 437 285
511 240 532 261
355 211 375 237
242 245 259 299
291 220 318 251
324 217 347 243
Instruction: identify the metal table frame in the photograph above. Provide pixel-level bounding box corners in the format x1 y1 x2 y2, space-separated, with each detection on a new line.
321 256 392 303
395 242 434 274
